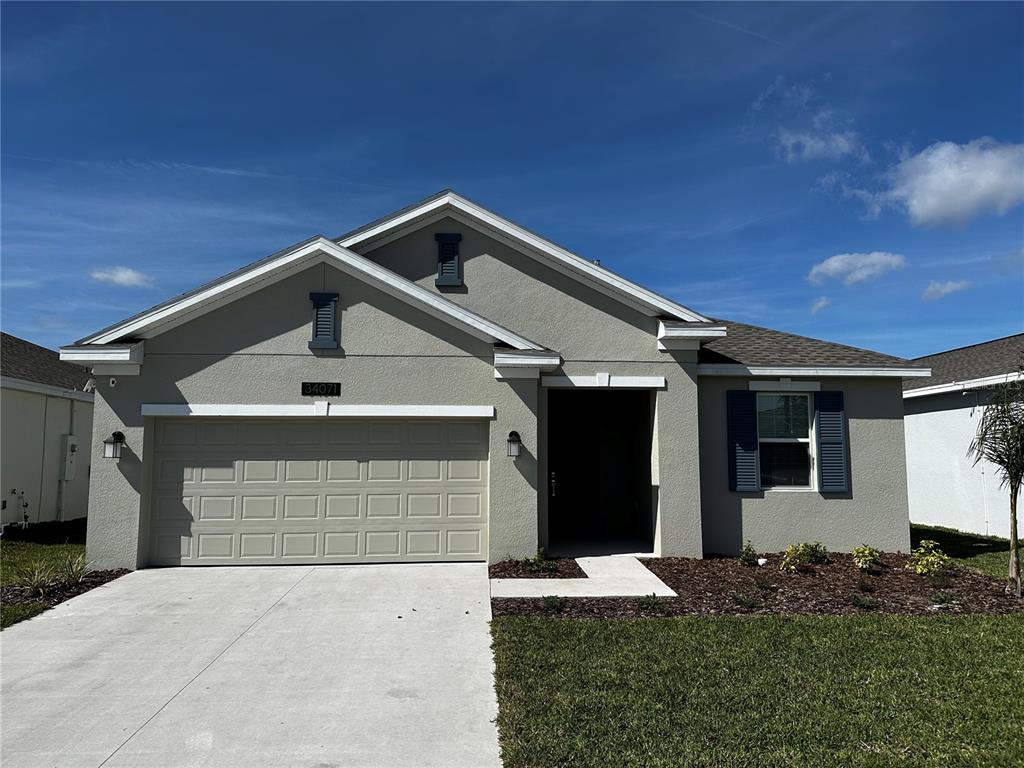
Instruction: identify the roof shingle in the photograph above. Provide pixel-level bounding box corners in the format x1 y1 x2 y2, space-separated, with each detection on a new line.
904 333 1024 391
1 333 92 391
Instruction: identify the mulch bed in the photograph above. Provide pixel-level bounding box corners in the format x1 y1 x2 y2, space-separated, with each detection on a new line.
1 569 130 611
492 553 1023 617
489 558 587 579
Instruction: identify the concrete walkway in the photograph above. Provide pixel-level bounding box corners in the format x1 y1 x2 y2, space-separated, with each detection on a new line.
1 565 501 768
490 554 676 597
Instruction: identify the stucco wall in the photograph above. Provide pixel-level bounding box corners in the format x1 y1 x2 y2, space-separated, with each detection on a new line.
904 390 1018 539
699 376 911 555
1 386 92 525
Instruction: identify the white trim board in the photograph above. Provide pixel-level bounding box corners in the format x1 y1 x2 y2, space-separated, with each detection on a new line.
338 191 710 323
541 374 667 389
70 238 542 351
140 403 496 418
60 342 144 364
698 365 932 378
1 376 95 403
749 380 821 392
902 371 1022 399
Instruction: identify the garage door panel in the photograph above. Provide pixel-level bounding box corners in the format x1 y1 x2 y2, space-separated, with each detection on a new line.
148 418 488 565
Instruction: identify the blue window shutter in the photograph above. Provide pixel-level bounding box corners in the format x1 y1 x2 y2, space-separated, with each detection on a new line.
435 233 462 287
726 391 759 492
308 292 338 350
815 391 849 492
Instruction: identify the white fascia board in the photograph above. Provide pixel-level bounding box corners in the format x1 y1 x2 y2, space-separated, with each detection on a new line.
141 403 496 418
342 192 710 323
76 239 541 351
902 371 1022 399
493 350 562 369
60 342 144 364
0 376 95 403
698 364 933 378
749 379 821 392
541 374 667 389
658 321 728 340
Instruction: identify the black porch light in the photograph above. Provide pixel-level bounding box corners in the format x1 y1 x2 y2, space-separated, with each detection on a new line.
103 431 126 459
507 431 522 458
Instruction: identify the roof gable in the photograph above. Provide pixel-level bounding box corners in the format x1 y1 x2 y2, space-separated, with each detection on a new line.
72 237 543 351
904 333 1024 392
1 333 91 390
336 190 710 323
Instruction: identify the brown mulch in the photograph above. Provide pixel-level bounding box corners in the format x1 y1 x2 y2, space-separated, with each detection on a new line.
492 553 1024 617
489 558 587 579
1 569 130 610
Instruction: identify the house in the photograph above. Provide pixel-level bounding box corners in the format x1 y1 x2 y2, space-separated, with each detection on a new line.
903 334 1023 538
59 190 928 569
1 333 94 527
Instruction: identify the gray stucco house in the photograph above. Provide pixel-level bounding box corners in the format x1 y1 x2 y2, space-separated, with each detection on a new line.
61 190 929 569
904 334 1023 539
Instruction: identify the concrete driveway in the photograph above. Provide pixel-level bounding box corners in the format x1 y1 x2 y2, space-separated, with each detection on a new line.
1 565 501 768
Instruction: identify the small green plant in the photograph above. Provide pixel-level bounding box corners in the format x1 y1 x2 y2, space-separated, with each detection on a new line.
850 594 880 610
932 591 956 605
857 575 877 593
637 593 666 613
55 553 90 585
851 545 883 571
753 573 778 592
905 540 951 577
730 591 761 609
738 541 759 567
779 542 829 572
523 548 557 574
542 595 565 613
14 562 56 597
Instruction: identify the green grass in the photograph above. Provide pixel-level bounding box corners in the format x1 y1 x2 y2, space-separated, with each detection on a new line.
911 524 1017 580
0 540 86 629
492 615 1024 768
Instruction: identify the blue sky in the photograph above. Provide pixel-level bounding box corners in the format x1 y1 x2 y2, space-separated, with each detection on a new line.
2 2 1022 358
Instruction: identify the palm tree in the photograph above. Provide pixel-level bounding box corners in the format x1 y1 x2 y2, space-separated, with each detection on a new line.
968 367 1023 597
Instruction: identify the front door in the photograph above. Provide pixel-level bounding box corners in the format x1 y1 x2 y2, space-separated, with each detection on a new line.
547 389 653 552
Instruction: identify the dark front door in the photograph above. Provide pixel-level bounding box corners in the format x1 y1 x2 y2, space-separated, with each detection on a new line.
547 389 653 551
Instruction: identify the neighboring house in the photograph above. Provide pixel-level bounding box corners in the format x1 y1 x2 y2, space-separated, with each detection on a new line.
903 334 1024 539
60 190 928 569
1 333 94 527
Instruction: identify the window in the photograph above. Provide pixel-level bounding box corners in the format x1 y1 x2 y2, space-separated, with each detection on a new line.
756 393 813 488
434 233 462 287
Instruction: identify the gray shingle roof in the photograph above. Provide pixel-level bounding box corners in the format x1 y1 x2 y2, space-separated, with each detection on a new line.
698 320 916 368
1 333 91 390
904 333 1024 391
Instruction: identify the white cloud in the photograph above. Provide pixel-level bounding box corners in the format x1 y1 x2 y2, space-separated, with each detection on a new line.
886 139 1024 226
808 252 906 285
778 128 868 163
90 266 154 287
922 279 971 301
810 296 832 315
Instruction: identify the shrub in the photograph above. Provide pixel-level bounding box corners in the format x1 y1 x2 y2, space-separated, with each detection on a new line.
523 548 557 574
542 595 565 613
779 542 829 573
753 573 779 592
55 553 90 585
850 594 880 610
14 562 56 597
730 591 761 609
905 540 951 577
851 545 883 571
857 575 877 593
637 593 666 613
738 541 759 567
932 591 956 605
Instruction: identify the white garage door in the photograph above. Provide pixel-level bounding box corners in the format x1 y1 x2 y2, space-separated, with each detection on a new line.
148 418 489 565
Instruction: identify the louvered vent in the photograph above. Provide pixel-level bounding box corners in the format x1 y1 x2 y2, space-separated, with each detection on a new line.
435 233 462 287
308 292 339 350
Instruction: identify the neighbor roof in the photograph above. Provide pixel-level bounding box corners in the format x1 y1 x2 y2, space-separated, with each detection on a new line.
2 333 91 390
904 333 1024 391
698 320 918 369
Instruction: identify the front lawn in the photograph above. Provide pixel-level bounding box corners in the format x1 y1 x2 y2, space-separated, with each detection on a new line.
911 523 1017 581
0 540 86 628
492 615 1024 768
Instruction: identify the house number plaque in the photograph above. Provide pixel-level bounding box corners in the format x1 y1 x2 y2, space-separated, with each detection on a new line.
301 382 340 397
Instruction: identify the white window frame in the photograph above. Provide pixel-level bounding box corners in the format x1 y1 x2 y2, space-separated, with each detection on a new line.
756 391 817 492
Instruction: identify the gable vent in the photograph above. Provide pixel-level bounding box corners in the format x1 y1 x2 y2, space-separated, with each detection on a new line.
308 292 339 350
435 233 463 287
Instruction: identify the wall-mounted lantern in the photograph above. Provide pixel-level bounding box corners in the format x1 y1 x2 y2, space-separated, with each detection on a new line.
103 431 125 460
507 431 522 458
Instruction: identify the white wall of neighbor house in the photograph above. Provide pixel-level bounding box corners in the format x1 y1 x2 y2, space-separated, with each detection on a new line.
699 376 911 555
904 389 1018 539
1 384 93 525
